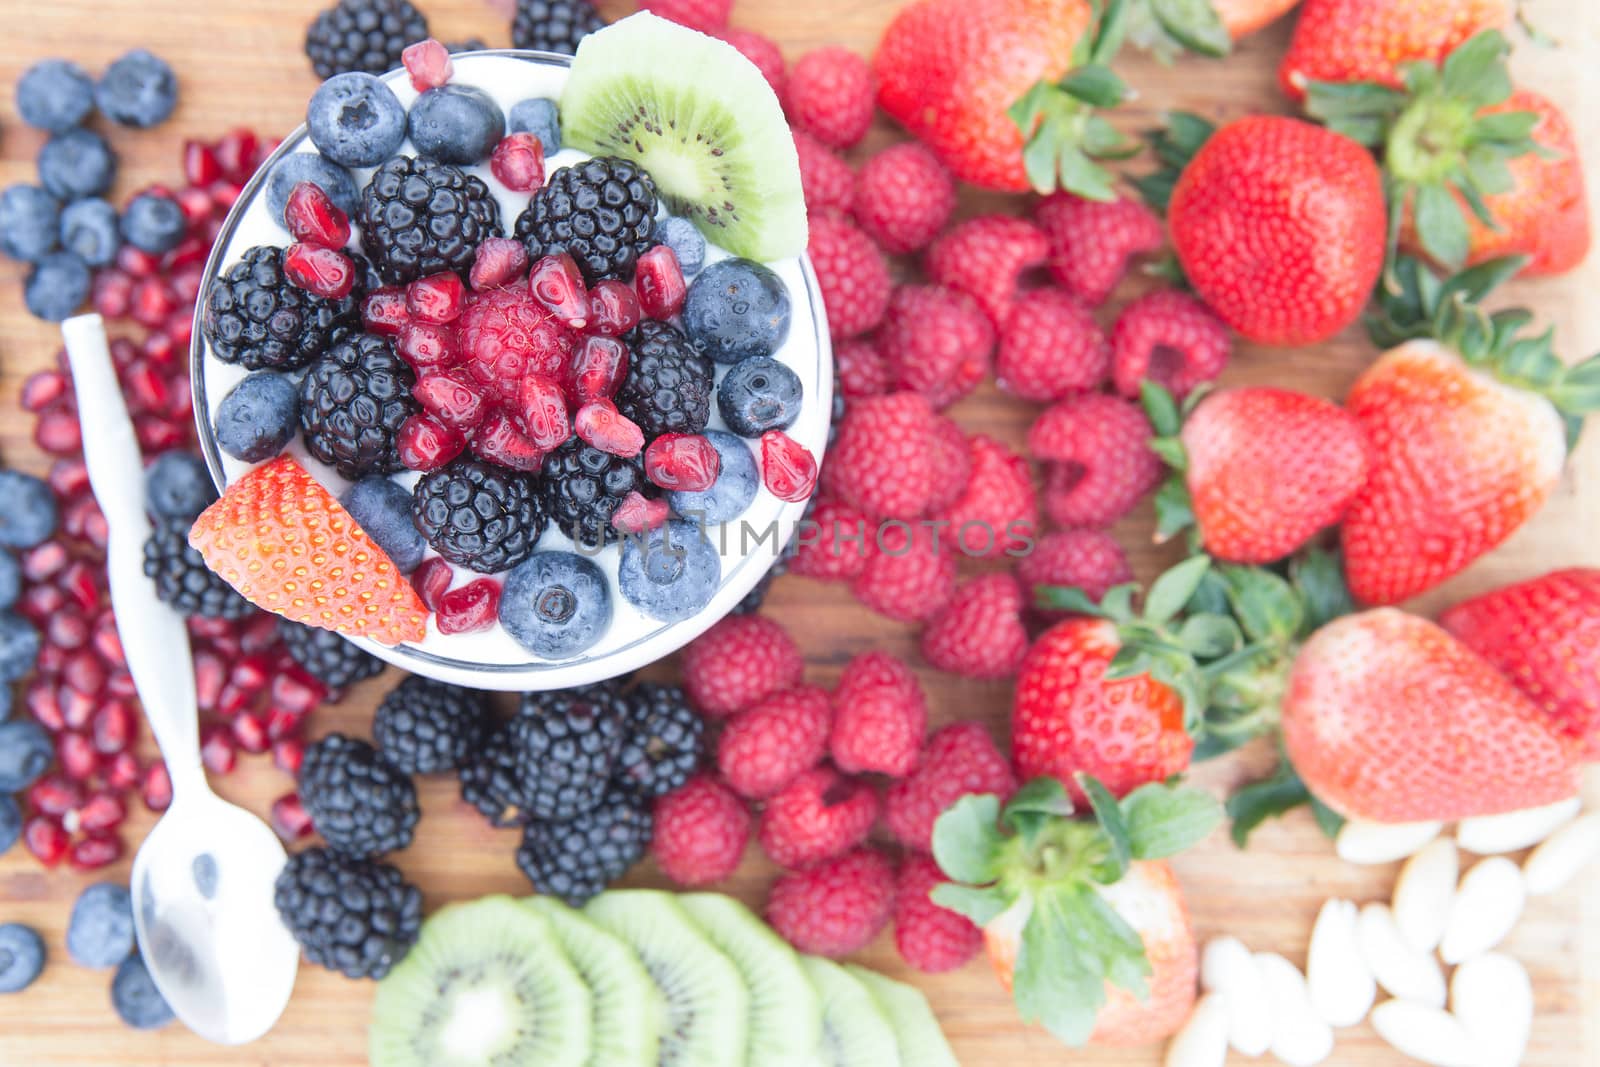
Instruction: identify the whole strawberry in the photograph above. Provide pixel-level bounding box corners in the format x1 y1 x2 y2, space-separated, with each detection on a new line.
1279 0 1510 100
1130 0 1303 58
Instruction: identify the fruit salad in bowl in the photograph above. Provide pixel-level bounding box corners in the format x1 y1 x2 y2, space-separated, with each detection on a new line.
189 14 823 690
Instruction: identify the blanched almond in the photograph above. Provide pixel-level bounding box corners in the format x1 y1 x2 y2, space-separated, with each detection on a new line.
1392 836 1456 952
1370 1000 1478 1066
1164 993 1229 1067
1523 812 1600 895
1356 903 1446 1008
1438 857 1526 965
1450 953 1533 1067
1254 952 1333 1066
1335 819 1443 865
1456 797 1581 854
1306 899 1374 1027
1200 936 1270 1056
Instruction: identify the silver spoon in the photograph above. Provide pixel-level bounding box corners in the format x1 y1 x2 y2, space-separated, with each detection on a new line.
62 314 300 1045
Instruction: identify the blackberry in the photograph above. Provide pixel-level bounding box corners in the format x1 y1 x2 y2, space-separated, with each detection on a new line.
142 518 254 620
539 438 653 549
510 0 605 57
304 0 429 79
278 618 384 690
458 724 532 828
202 245 361 371
273 846 422 980
359 155 501 285
299 333 418 480
613 684 704 799
509 685 627 822
372 675 488 775
513 156 657 284
411 460 545 574
515 787 652 906
297 733 419 857
615 320 714 440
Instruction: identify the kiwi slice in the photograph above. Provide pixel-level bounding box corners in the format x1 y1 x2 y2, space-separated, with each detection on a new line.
584 890 749 1067
680 893 825 1067
800 956 903 1067
561 12 808 262
370 895 591 1067
846 965 960 1067
524 896 665 1067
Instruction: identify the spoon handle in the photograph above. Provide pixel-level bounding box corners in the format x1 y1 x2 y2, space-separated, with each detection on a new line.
62 315 205 796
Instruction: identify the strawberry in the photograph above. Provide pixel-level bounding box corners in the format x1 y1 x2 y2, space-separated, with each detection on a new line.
1129 0 1303 58
1440 568 1600 761
1143 383 1369 564
1282 608 1579 822
1278 0 1511 101
188 456 428 645
932 776 1218 1047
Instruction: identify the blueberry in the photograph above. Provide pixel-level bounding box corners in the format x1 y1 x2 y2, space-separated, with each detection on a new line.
341 476 425 574
0 184 61 263
306 72 408 168
717 357 803 437
0 550 19 611
0 718 52 791
507 97 561 155
193 854 218 900
0 795 19 856
24 251 92 322
67 884 136 969
669 429 758 523
0 924 45 994
60 198 123 267
682 258 791 363
214 372 299 464
617 520 721 622
38 128 117 201
111 953 175 1029
653 216 705 278
0 687 11 722
0 614 42 687
500 551 612 659
95 49 178 128
265 152 359 228
145 452 218 521
17 59 96 132
120 192 186 254
408 84 505 166
0 471 58 548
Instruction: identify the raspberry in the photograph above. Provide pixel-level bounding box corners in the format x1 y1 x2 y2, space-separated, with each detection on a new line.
681 615 805 719
920 573 1030 680
830 651 927 776
930 434 1037 559
824 392 938 519
925 414 972 512
877 285 995 410
1029 394 1161 528
716 685 832 799
995 288 1110 401
787 46 875 150
894 854 982 973
766 847 896 958
712 27 787 105
792 498 871 581
852 143 956 254
808 210 890 341
834 338 888 399
757 766 879 868
850 522 956 624
1111 289 1232 400
884 722 1017 851
638 0 732 32
924 215 1049 328
1034 191 1165 306
793 129 854 213
1016 529 1134 616
651 775 751 887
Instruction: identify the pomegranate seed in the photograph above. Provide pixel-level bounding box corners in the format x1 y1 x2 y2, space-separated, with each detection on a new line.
402 38 454 90
59 560 101 613
170 262 206 304
83 511 111 552
106 671 138 700
209 179 245 211
490 133 545 192
37 644 67 678
398 414 467 471
407 272 467 324
62 496 105 542
68 833 124 870
265 705 306 743
514 374 571 450
21 370 69 413
117 244 160 277
184 139 223 185
92 700 136 755
216 681 254 719
161 236 209 273
635 245 687 320
414 370 489 431
63 651 106 697
284 181 352 249
761 430 819 502
193 650 225 712
26 681 65 732
215 128 261 183
164 310 195 350
21 584 67 624
57 731 100 781
230 654 272 695
22 542 69 583
232 711 270 754
530 253 589 330
396 321 461 371
240 613 281 654
60 686 95 730
35 410 83 455
283 244 356 299
111 338 140 370
49 457 91 500
436 579 501 635
46 612 90 651
645 433 721 492
92 269 134 318
28 775 85 817
270 793 314 841
130 277 177 327
105 751 141 791
411 557 454 611
567 335 629 405
364 287 411 336
134 415 186 453
175 185 214 226
77 791 128 833
469 237 528 291
143 762 173 812
271 668 327 716
471 413 545 472
23 816 69 866
272 739 305 775
188 616 236 640
574 399 646 458
612 491 670 534
205 634 244 660
140 330 176 366
201 725 237 774
587 279 641 337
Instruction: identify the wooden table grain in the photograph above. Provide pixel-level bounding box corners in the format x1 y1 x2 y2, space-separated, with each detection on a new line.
1 1 1597 1063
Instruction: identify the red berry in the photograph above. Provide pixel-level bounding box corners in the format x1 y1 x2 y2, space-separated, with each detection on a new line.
766 847 895 958
877 285 994 409
567 335 630 405
1017 529 1134 615
21 370 70 413
402 38 454 90
35 410 83 456
91 699 135 755
682 615 805 719
823 391 938 520
529 253 590 331
284 181 352 249
830 651 927 777
130 277 177 328
143 762 173 811
57 730 100 781
489 132 545 192
759 430 817 502
788 46 875 150
611 491 670 535
587 280 640 337
716 685 832 799
22 542 69 583
929 434 1037 559
27 774 84 817
995 288 1110 401
513 374 571 451
638 0 732 32
411 557 454 612
894 854 983 973
1029 393 1162 528
651 775 750 886
266 706 306 743
456 287 576 407
363 287 411 336
270 792 314 840
193 650 226 712
833 338 887 399
396 321 461 372
104 751 141 791
399 414 468 471
925 215 1050 328
645 433 720 492
273 739 306 776
436 579 501 635
232 710 270 754
1035 191 1165 306
1110 289 1232 400
469 237 529 292
184 139 222 185
921 573 1030 680
201 724 237 774
471 413 546 472
230 653 272 695
68 833 125 871
634 245 686 320
282 243 356 299
790 498 871 581
414 371 489 432
808 210 889 340
76 790 128 834
574 399 645 457
271 667 327 716
26 680 65 732
885 722 1017 852
406 272 467 325
92 269 134 318
214 128 262 184
851 521 956 623
23 815 70 866
793 129 854 213
758 766 879 868
853 143 956 254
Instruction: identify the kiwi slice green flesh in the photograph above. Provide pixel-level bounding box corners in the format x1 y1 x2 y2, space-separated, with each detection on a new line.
584 890 749 1067
846 965 960 1067
560 12 807 262
370 895 591 1067
524 896 664 1067
680 893 825 1067
800 956 903 1067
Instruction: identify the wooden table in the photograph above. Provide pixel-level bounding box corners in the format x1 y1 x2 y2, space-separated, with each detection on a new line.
2 1 1597 1063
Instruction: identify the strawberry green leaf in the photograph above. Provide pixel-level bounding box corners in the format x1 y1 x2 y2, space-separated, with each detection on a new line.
1472 108 1541 145
1310 796 1346 840
1414 182 1471 269
1121 782 1225 858
1289 549 1353 632
1152 478 1198 543
932 793 1008 884
1140 379 1183 437
1192 701 1274 760
1225 759 1313 847
1078 773 1132 882
1147 437 1187 469
1219 565 1303 645
1015 889 1109 1046
1144 555 1212 625
1083 116 1142 160
1087 0 1135 64
1178 613 1241 658
1075 882 1152 999
1149 0 1229 57
1101 583 1138 622
1439 30 1511 107
1061 64 1127 109
1057 146 1119 202
1132 112 1216 213
1035 584 1110 617
930 883 1013 927
1004 777 1076 828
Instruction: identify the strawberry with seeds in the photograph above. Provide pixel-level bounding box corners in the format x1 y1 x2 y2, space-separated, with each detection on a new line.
1125 0 1303 59
1279 0 1511 101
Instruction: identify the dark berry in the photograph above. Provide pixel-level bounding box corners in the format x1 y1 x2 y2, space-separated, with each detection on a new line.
373 675 488 775
617 520 721 622
17 59 95 132
95 50 178 128
278 619 384 689
498 551 613 659
266 153 360 229
0 185 61 263
143 518 255 620
359 156 501 285
307 72 408 168
717 357 803 437
120 193 186 254
411 459 545 574
273 846 422 979
341 476 426 573
682 257 792 364
668 428 758 523
514 156 657 284
0 924 46 994
297 733 419 857
408 84 505 166
510 0 605 55
539 437 653 548
59 198 122 267
0 471 57 550
0 719 54 791
614 683 704 799
515 787 651 906
66 883 135 969
24 252 91 322
507 97 561 153
299 333 418 479
144 452 217 521
214 371 299 463
510 685 626 821
459 725 531 826
652 216 705 277
304 0 430 79
446 38 488 54
38 128 117 201
615 320 713 440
